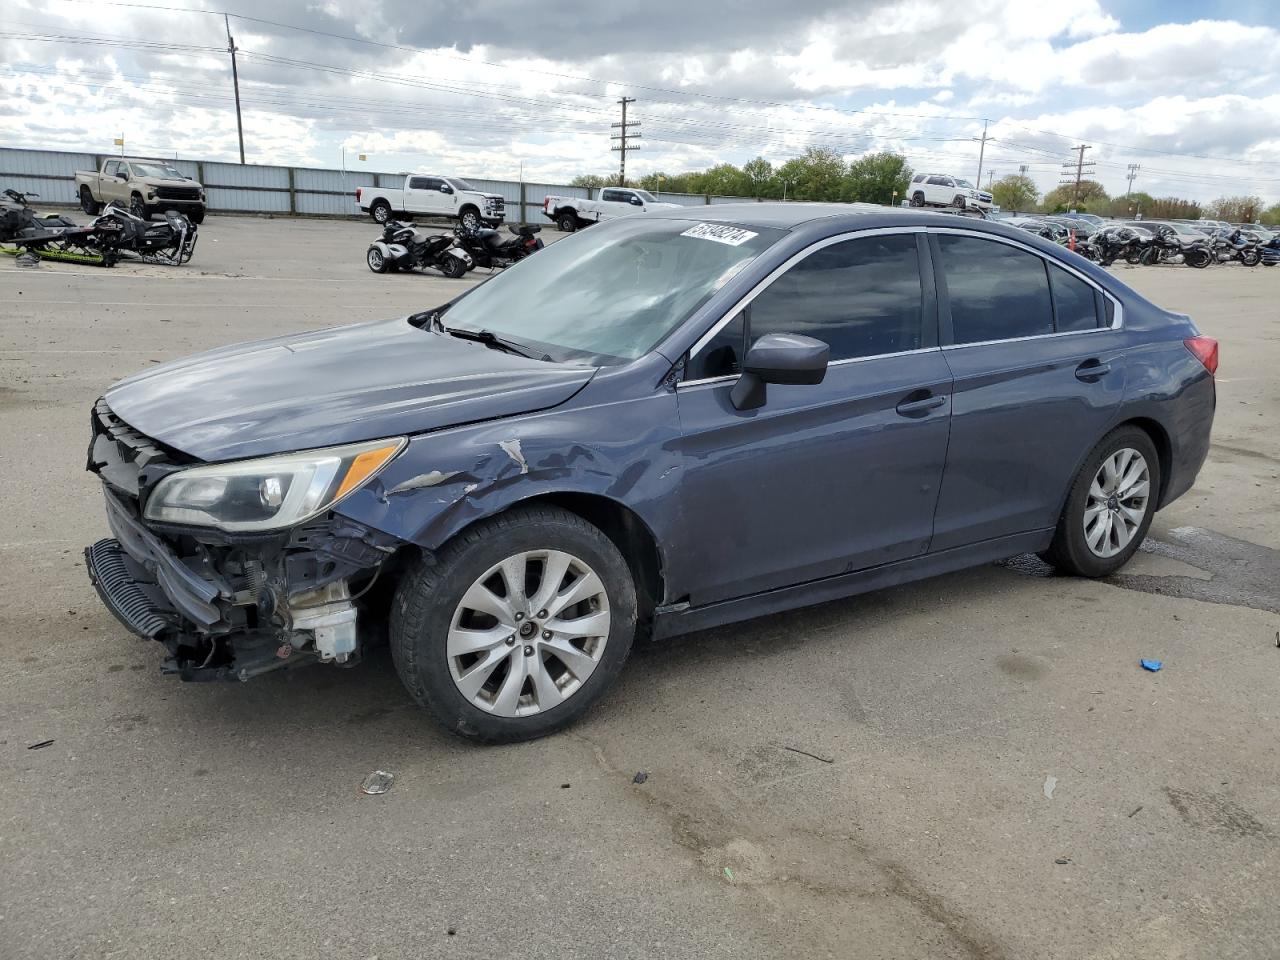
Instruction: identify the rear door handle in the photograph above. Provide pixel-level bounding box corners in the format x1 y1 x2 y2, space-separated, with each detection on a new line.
896 393 947 417
1075 359 1112 382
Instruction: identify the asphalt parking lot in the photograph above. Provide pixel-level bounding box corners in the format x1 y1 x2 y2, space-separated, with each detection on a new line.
2 214 1278 960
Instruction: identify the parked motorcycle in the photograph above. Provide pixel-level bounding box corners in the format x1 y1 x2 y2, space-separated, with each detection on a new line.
366 220 468 276
448 223 544 274
1081 225 1145 267
91 201 197 265
1260 233 1280 268
1139 225 1211 268
1213 228 1261 267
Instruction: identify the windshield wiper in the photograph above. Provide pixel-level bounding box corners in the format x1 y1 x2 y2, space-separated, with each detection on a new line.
444 327 547 361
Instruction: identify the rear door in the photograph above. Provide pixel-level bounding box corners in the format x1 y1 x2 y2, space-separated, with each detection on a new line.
404 176 437 215
671 229 954 604
927 229 1126 551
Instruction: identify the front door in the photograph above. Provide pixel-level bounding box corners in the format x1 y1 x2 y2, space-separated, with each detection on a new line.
671 231 954 606
927 230 1126 551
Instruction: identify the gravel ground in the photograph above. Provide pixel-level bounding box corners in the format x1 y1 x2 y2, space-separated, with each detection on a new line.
2 214 1278 960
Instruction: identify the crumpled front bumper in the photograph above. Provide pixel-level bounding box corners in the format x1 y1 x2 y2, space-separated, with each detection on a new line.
84 491 314 681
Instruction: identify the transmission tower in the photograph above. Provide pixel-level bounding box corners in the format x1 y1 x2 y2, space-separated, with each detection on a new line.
611 98 641 187
1060 145 1094 210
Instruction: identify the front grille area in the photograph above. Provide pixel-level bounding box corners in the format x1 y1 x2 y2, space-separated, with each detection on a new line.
87 399 191 501
154 186 201 202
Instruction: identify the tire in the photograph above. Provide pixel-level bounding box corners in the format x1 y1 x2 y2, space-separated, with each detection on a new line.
1185 249 1211 269
910 192 925 207
953 195 966 209
187 207 206 225
79 186 101 216
366 247 388 273
1264 260 1276 267
370 201 392 224
390 505 638 743
1124 247 1143 265
129 194 148 220
1240 250 1261 267
1040 426 1161 578
440 254 468 279
557 211 579 233
459 207 482 231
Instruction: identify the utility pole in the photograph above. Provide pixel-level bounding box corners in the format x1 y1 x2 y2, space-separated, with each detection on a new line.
1018 164 1029 176
225 14 246 164
1060 144 1094 211
973 120 994 191
1125 162 1141 198
985 170 996 189
610 97 640 187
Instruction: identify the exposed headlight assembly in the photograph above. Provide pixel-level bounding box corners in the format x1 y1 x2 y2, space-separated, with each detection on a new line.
144 438 405 532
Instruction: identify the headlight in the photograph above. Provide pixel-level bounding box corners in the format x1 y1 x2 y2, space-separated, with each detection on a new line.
144 438 405 532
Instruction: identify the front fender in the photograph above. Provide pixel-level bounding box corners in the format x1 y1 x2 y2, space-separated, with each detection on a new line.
333 388 683 567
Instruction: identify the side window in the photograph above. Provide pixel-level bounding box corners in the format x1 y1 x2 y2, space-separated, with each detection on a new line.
409 177 431 190
912 174 925 183
936 235 1053 343
687 313 745 380
748 234 925 361
103 160 118 177
1048 263 1100 332
601 189 621 202
927 176 948 186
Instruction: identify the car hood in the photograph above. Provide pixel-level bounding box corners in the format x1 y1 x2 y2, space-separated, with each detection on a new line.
104 318 596 461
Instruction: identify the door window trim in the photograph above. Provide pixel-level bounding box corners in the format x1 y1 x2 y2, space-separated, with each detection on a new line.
927 227 1123 350
682 226 934 386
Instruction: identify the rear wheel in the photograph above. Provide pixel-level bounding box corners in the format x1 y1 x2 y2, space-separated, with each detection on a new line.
370 201 392 224
1040 426 1160 578
557 211 579 233
1240 249 1261 267
910 192 925 207
1184 248 1211 269
391 505 637 743
79 186 101 216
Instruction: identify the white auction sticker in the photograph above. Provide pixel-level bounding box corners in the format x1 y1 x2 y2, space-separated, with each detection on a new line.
680 223 759 246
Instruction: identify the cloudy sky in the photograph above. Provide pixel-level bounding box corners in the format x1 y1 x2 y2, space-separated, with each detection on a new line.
3 0 1279 203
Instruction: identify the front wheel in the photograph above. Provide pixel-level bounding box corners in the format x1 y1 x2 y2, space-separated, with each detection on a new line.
391 506 637 743
187 207 206 225
79 186 101 216
910 192 925 207
1185 248 1211 269
439 254 468 278
1240 249 1261 267
459 208 482 231
953 195 966 209
1040 426 1161 578
129 194 148 220
366 246 388 273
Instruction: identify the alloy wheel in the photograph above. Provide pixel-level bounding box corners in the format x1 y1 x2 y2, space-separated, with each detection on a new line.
448 550 611 717
1084 448 1150 558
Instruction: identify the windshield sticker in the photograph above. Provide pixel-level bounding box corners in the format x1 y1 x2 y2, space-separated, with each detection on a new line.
680 223 759 246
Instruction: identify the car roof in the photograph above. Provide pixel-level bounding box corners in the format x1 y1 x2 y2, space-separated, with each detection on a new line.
644 202 1010 232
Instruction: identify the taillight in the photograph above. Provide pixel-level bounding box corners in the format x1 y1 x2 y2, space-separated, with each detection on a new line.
355 187 362 202
543 196 550 211
1184 336 1218 375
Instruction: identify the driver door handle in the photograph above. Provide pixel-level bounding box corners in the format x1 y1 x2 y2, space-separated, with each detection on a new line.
1075 359 1112 381
896 393 947 417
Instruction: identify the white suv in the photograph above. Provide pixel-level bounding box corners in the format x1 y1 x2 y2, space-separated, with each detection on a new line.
908 173 993 211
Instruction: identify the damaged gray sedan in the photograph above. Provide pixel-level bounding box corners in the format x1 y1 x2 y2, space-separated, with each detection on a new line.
86 205 1215 742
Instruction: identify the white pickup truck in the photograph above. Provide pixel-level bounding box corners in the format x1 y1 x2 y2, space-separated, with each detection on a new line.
542 187 682 232
355 175 504 229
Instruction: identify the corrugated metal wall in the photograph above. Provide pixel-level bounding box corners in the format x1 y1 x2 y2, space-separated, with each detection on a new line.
0 147 757 220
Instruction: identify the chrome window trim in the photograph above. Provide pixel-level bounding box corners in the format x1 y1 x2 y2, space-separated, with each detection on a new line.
677 346 944 391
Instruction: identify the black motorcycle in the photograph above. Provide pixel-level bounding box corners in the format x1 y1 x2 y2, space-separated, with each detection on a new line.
91 201 197 265
448 223 544 273
1081 225 1143 267
1212 228 1261 267
366 220 468 277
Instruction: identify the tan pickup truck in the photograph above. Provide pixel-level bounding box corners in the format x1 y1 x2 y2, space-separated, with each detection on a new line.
75 158 207 223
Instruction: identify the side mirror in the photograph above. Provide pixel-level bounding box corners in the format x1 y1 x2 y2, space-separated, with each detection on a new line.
629 195 643 206
730 333 829 411
440 184 453 194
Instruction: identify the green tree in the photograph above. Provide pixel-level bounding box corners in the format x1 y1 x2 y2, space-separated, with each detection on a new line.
843 152 912 205
775 146 847 201
990 174 1039 213
1264 202 1280 226
1107 192 1153 219
1041 180 1110 214
1146 196 1202 220
741 156 775 197
1207 195 1265 223
570 174 609 190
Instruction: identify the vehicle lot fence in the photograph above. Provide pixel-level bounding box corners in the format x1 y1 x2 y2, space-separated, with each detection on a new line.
1 147 760 223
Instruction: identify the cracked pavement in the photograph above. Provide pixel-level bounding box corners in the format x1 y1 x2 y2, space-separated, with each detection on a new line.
2 218 1278 959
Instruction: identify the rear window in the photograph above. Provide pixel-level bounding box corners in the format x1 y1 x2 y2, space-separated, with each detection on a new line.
936 235 1053 344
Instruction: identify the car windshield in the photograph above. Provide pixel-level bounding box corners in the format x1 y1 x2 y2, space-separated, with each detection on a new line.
633 189 657 202
437 217 782 364
131 162 184 178
448 178 474 191
955 179 975 188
